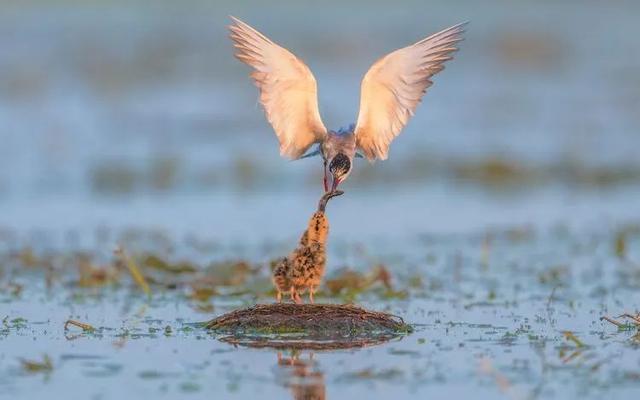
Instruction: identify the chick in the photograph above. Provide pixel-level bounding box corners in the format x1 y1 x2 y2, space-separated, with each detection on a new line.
272 190 343 303
272 257 293 303
289 210 329 303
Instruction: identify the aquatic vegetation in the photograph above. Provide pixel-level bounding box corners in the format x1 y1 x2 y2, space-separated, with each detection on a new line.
0 223 639 398
613 224 640 260
81 152 640 194
64 320 96 333
142 254 197 274
205 304 411 350
114 247 151 297
188 286 217 302
537 265 570 286
200 261 257 287
20 355 53 374
325 265 396 299
77 254 119 287
601 314 640 331
90 157 182 195
206 303 410 335
90 163 138 195
341 367 404 381
562 331 586 348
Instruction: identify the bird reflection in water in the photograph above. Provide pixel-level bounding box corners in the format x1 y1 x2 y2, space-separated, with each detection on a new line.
276 351 325 400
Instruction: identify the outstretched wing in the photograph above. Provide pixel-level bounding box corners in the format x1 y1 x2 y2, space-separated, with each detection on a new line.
229 16 327 159
354 22 467 161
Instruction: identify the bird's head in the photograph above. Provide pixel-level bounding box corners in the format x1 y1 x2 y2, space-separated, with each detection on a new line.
325 153 352 192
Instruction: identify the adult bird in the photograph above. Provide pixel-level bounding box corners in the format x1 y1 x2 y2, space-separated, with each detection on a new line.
228 16 466 192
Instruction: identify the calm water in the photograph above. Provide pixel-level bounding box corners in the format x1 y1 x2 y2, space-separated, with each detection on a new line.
1 0 639 399
2 227 640 399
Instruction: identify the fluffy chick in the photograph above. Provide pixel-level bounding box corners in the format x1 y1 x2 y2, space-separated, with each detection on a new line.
272 231 308 303
272 191 343 303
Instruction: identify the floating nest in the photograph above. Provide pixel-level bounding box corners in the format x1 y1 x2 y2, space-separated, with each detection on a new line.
205 303 412 350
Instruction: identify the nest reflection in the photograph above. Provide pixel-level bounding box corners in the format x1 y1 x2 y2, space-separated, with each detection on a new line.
277 352 325 400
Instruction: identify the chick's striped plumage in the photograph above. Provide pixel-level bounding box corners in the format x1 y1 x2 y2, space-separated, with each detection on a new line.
272 257 293 303
272 191 342 304
272 212 329 303
289 212 329 300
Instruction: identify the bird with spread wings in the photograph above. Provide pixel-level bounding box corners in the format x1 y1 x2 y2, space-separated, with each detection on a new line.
229 16 467 192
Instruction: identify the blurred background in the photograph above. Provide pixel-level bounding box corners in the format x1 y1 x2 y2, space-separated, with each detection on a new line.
1 0 639 242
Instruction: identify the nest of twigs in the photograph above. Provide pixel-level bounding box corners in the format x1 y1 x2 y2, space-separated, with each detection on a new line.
205 303 411 348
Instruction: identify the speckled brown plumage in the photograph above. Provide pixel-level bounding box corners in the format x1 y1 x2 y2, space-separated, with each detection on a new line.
272 191 343 303
272 257 293 303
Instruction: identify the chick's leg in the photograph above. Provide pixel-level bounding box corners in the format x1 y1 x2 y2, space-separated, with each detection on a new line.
290 286 302 304
309 286 315 304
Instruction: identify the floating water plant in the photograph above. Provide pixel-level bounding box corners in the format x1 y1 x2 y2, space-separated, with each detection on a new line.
601 313 640 331
64 319 96 332
114 247 151 297
20 355 53 373
562 331 586 348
